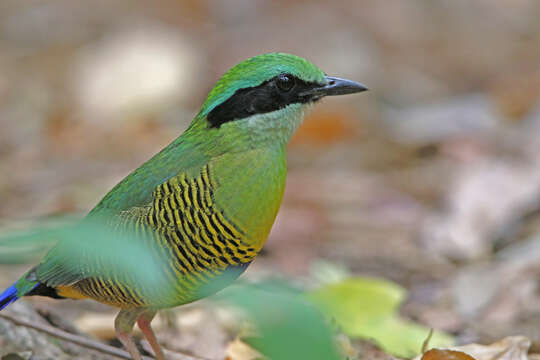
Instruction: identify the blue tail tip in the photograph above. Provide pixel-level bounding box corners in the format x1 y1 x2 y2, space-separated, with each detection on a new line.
0 284 19 311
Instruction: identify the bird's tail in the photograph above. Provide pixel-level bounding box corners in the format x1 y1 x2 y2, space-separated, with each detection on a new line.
0 275 40 311
0 283 19 310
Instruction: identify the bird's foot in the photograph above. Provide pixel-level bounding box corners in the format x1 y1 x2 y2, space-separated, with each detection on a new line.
116 330 143 360
137 310 165 360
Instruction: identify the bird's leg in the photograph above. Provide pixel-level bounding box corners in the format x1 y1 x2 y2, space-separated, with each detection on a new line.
115 308 144 360
137 309 165 360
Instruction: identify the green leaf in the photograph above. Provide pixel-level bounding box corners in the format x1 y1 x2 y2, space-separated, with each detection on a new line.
307 277 454 357
0 214 80 264
220 282 342 360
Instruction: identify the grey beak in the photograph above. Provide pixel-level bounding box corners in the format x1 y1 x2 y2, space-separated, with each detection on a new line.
300 76 368 97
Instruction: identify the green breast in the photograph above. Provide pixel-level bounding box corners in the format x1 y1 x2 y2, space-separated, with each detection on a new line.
210 145 287 250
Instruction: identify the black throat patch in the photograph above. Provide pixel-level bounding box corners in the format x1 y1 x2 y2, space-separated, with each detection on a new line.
207 74 322 128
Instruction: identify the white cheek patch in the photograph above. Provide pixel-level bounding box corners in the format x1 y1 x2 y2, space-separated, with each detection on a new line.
240 103 308 145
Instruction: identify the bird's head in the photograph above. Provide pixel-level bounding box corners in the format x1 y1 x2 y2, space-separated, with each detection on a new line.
190 53 367 149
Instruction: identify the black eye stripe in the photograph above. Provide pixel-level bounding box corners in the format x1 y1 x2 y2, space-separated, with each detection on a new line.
207 74 321 128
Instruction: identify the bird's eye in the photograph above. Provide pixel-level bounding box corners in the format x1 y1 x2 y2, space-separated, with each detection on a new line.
275 74 295 92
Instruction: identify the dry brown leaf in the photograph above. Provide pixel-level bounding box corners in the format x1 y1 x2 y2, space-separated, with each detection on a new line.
422 349 477 360
224 338 263 360
416 336 531 360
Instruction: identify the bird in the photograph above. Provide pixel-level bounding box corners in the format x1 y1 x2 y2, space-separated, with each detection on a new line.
0 52 367 360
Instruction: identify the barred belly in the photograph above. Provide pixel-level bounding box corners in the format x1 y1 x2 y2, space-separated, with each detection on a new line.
73 165 258 309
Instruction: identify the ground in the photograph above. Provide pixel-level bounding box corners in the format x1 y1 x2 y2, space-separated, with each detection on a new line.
1 1 540 359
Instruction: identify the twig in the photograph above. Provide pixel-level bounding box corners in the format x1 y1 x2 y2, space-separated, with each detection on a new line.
0 312 205 360
421 328 434 353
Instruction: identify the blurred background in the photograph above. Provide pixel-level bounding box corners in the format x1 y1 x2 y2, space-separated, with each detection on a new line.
2 0 540 359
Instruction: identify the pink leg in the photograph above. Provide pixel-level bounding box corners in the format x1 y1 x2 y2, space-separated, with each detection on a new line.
115 308 144 360
137 310 165 360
